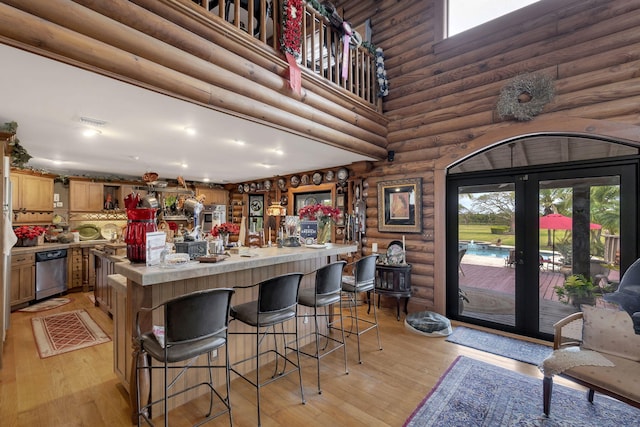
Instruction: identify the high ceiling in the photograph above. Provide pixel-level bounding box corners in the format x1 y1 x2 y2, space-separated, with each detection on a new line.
0 44 374 184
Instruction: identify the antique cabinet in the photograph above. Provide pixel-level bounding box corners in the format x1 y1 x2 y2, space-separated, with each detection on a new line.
374 263 412 321
10 252 35 308
69 180 104 212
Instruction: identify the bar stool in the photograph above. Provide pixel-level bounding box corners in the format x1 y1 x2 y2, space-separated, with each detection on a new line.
229 272 305 427
341 254 382 364
297 261 348 394
135 288 235 427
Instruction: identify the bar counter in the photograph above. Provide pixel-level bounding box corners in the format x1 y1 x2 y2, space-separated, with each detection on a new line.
112 243 357 419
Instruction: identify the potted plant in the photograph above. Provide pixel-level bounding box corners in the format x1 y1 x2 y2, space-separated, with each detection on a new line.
298 203 341 244
554 274 599 307
209 222 240 247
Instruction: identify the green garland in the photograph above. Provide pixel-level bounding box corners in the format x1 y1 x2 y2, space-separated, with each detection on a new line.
2 121 32 168
305 0 328 17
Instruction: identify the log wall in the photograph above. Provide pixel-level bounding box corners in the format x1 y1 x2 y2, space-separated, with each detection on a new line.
335 0 640 313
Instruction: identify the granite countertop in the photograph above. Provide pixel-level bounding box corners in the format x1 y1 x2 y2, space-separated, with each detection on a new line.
11 240 109 255
115 243 358 286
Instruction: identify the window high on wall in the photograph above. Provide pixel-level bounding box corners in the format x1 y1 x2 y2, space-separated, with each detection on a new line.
448 0 541 37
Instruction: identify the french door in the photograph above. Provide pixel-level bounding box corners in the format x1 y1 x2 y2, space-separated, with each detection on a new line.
447 161 636 339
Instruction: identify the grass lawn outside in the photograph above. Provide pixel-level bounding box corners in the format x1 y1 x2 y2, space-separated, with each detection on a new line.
458 224 573 250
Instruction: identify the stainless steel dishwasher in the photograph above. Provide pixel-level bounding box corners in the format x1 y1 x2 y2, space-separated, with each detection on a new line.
35 249 68 300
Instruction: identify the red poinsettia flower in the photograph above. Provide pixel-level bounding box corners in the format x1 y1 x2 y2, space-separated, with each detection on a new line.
14 225 47 239
298 203 341 222
209 222 240 237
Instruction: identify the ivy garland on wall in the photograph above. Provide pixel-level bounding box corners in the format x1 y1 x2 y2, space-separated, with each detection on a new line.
496 73 555 121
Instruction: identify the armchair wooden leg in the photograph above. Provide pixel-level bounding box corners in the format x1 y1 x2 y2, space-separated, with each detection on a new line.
587 388 595 403
543 376 553 417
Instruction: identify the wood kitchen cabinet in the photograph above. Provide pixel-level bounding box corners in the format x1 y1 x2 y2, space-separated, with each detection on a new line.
11 172 54 211
69 180 104 212
11 171 54 223
10 252 35 309
110 274 129 388
67 247 83 290
195 187 228 205
93 249 125 316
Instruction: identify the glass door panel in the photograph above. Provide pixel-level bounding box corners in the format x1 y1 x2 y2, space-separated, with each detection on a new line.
458 183 516 327
537 176 621 335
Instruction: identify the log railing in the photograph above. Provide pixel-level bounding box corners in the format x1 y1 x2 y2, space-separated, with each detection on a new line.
191 0 380 109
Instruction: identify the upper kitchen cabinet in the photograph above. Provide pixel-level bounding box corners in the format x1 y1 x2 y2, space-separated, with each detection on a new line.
10 171 54 219
69 180 103 212
195 187 228 205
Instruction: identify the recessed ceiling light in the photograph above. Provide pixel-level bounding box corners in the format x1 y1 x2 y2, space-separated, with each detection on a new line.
184 126 196 135
129 155 140 161
203 178 210 182
273 149 284 155
80 116 107 127
181 163 188 168
234 140 246 146
82 128 101 137
261 163 273 168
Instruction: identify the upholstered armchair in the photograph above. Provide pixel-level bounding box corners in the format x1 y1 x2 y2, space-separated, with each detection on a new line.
541 305 640 417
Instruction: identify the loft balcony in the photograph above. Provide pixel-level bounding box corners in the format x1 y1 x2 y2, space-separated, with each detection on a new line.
191 0 382 110
0 0 387 161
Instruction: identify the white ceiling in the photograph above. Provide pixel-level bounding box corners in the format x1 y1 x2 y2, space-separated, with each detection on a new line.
0 44 374 184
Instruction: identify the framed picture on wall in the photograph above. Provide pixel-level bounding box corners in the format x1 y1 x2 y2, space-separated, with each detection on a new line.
377 178 422 233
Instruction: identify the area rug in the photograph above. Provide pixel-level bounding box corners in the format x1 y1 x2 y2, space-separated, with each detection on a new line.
18 297 72 312
446 326 552 365
31 309 110 358
404 356 640 426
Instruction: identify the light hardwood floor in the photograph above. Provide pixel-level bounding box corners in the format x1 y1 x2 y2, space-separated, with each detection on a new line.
1 292 568 426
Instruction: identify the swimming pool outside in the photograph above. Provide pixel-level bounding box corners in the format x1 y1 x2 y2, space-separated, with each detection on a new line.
460 241 564 264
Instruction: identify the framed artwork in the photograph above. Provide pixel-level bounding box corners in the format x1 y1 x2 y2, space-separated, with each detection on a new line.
377 178 422 233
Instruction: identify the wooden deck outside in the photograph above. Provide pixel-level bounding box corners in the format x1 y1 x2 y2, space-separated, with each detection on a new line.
459 260 565 301
458 257 577 334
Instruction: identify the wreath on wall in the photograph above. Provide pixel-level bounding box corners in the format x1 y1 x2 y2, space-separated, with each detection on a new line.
496 73 555 121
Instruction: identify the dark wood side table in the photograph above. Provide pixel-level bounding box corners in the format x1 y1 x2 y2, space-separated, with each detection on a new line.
375 263 411 320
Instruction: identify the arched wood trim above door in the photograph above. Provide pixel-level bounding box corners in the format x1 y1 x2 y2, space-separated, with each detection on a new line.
432 117 640 314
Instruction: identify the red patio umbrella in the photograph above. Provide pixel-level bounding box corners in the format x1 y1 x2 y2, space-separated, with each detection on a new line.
539 213 602 230
539 213 602 267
